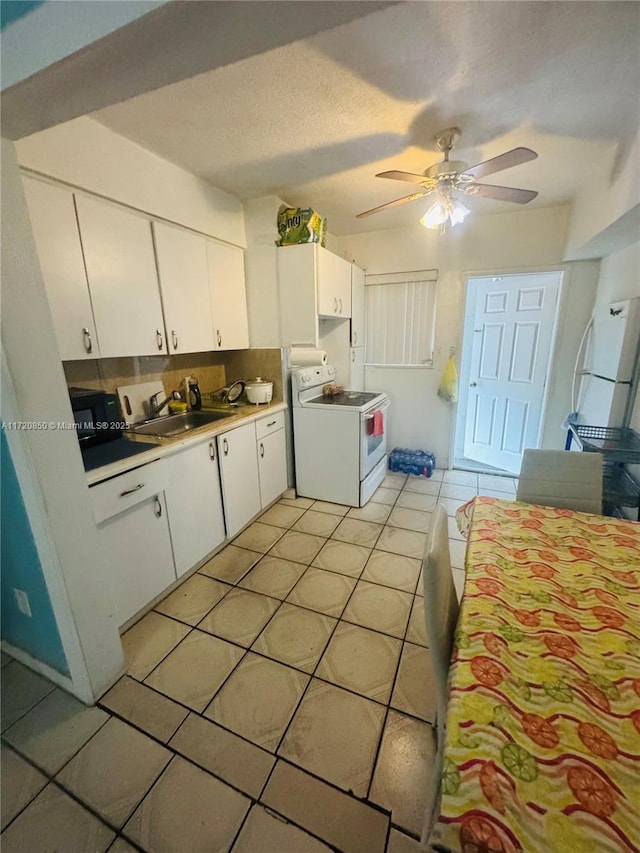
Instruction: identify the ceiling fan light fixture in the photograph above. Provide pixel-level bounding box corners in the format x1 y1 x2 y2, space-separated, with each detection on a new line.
420 200 448 229
450 199 470 226
419 190 470 233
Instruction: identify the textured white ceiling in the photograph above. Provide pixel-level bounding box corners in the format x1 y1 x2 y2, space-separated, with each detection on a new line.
94 1 640 235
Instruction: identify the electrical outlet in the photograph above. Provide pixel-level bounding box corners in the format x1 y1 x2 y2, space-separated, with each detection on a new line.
14 588 32 617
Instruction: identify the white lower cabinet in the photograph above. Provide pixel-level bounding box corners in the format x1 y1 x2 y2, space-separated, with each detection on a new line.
217 422 261 538
256 413 287 507
90 409 288 625
90 462 175 627
165 438 226 577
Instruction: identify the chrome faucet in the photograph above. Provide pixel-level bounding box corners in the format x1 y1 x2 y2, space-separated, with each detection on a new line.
149 390 181 418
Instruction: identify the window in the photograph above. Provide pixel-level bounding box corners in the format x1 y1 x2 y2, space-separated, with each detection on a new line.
365 270 438 367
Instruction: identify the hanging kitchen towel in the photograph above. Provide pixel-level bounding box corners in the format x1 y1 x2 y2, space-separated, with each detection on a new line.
438 355 459 403
372 410 384 437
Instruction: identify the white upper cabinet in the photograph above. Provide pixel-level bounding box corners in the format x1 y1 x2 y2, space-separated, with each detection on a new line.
278 244 320 346
23 177 100 361
278 244 352 347
153 222 215 354
350 264 365 347
75 194 167 358
207 239 249 351
317 246 352 318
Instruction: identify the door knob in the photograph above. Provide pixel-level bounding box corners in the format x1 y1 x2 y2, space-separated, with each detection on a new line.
469 382 477 387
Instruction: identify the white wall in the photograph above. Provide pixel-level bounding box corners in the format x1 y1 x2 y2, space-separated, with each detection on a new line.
17 117 246 247
565 129 640 260
592 240 640 306
336 205 600 465
1 138 124 702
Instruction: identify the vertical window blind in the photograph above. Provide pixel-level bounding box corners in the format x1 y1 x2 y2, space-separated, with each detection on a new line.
365 270 438 366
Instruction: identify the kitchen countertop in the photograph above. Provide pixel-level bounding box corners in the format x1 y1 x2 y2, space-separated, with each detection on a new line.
87 401 287 486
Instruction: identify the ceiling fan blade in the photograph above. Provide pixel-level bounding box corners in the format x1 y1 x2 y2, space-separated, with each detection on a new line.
375 169 428 185
463 147 537 180
471 184 538 204
356 191 429 218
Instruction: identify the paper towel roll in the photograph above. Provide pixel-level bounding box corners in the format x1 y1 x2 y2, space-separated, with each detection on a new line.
289 347 328 366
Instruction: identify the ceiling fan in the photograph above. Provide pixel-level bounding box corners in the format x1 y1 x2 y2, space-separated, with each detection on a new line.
356 127 538 231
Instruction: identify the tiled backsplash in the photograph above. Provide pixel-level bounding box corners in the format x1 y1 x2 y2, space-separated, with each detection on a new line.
63 349 284 407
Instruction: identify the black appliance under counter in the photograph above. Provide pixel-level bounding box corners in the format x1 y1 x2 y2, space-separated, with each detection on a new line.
81 438 160 472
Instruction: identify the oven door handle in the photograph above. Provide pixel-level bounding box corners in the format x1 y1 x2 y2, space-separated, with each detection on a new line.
364 400 390 419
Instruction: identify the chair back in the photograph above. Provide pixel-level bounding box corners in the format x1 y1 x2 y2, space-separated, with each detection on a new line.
516 449 603 514
422 504 460 721
420 503 460 845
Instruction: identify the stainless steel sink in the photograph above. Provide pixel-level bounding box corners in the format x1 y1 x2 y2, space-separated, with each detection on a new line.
130 410 234 438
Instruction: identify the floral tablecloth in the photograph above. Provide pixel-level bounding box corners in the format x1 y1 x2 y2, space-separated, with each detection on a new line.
431 497 640 853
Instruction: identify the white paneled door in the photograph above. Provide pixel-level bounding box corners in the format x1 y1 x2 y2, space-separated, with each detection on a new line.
463 273 561 473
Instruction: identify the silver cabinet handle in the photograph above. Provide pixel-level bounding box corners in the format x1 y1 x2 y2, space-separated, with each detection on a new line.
334 297 338 314
83 327 93 353
353 331 358 345
120 483 144 497
339 298 343 314
171 330 178 350
209 441 216 461
259 442 265 458
154 496 162 518
156 329 163 350
217 329 222 347
267 420 276 427
351 350 355 362
223 437 229 456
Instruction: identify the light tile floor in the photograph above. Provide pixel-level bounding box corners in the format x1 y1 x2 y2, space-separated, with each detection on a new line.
1 469 516 852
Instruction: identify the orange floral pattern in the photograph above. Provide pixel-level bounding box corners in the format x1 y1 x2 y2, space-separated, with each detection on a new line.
432 497 640 853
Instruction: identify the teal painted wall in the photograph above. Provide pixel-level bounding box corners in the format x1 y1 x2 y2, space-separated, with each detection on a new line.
0 1 45 29
1 431 69 674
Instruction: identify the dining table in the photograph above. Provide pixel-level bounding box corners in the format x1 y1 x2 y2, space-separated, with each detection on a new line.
429 496 640 853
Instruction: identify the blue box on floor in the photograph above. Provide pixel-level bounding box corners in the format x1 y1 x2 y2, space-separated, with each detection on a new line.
389 448 436 477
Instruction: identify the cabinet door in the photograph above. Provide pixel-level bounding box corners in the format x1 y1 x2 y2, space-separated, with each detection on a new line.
165 438 225 577
349 346 365 389
217 422 261 538
317 247 352 318
153 222 215 355
207 240 249 350
257 428 287 508
317 246 339 317
350 264 365 346
23 178 99 361
76 195 166 358
97 492 175 627
277 244 319 347
336 255 352 318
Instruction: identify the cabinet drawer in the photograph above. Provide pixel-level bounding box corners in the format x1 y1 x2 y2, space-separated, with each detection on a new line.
90 460 167 524
255 410 285 440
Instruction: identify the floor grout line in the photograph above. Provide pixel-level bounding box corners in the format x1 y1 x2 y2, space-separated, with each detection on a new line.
2 476 485 849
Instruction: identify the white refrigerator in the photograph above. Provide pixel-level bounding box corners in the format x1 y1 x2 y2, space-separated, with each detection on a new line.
577 298 640 427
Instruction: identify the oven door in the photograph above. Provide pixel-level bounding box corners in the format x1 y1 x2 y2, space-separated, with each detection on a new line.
360 399 389 479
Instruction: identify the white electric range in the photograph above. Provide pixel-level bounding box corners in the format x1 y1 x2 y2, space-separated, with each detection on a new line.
291 365 389 506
